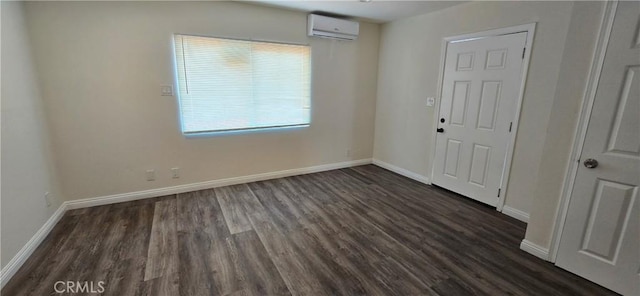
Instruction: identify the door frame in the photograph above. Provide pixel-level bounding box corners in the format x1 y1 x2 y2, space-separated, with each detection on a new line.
429 23 536 213
549 1 617 263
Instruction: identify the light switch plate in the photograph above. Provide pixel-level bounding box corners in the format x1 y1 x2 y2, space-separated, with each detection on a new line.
161 85 173 96
426 97 435 107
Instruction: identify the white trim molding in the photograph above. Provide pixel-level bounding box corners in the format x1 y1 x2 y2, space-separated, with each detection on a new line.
501 205 530 223
0 203 68 288
1 158 372 287
372 159 429 184
66 158 372 210
520 239 550 261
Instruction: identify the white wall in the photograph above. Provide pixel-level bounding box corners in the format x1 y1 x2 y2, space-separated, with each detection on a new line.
1 1 63 268
24 1 380 201
525 1 605 249
374 1 575 216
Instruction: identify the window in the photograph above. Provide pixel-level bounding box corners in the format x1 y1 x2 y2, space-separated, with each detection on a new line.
173 34 311 135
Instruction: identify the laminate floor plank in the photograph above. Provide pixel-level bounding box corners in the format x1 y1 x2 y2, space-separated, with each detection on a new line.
88 206 138 277
0 214 80 294
176 230 220 296
292 223 394 296
216 185 254 234
278 178 389 263
2 165 617 296
144 199 179 281
236 185 329 296
142 271 180 296
343 167 612 296
231 230 291 296
285 175 448 292
78 202 156 295
176 189 241 296
294 169 597 295
277 177 419 296
101 256 147 296
12 250 77 296
284 225 375 296
127 200 158 260
250 180 390 295
289 173 457 285
65 206 125 278
248 181 307 233
431 277 477 296
177 189 228 236
369 257 434 295
350 167 614 295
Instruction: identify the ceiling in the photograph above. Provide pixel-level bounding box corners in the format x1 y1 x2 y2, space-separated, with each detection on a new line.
247 0 467 23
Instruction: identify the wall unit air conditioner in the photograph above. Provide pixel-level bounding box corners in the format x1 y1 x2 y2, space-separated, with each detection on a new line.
307 14 359 41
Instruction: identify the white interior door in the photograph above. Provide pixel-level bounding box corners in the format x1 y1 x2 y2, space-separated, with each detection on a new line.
556 2 640 295
432 32 527 206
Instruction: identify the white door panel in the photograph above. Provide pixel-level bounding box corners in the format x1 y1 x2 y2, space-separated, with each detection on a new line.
444 139 462 178
433 32 527 206
556 2 640 295
477 81 502 131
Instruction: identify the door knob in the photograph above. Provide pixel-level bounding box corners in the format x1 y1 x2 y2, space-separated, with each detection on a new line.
437 128 444 133
583 158 598 169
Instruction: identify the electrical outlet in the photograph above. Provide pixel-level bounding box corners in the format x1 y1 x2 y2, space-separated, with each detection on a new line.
171 167 180 179
146 169 156 181
161 85 173 96
44 192 52 207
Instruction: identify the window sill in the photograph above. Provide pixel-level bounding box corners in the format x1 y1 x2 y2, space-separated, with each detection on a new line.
183 124 310 138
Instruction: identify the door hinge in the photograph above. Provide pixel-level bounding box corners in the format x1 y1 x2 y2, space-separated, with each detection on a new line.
509 122 513 132
522 47 526 59
497 188 502 197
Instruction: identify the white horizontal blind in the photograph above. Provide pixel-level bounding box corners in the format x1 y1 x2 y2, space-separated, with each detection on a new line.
174 34 311 134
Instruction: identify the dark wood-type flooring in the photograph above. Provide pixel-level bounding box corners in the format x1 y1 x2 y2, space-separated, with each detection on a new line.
3 165 617 295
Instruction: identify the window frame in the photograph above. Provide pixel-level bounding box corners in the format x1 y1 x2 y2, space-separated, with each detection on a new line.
171 33 313 137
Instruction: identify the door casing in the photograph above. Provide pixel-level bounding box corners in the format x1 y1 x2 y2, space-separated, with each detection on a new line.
429 23 537 213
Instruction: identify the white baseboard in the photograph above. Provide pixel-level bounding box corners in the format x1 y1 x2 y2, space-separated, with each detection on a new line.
501 205 530 223
0 203 68 288
66 158 372 210
520 239 550 261
371 159 429 184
